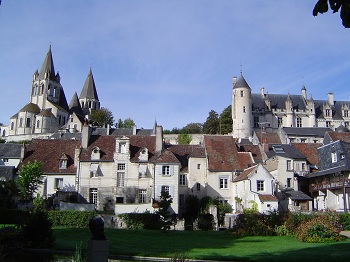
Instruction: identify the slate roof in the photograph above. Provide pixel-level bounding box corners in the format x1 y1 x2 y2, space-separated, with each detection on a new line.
258 194 278 202
49 132 82 140
282 189 312 201
0 143 22 158
167 145 206 172
204 135 254 172
39 45 56 81
79 135 115 162
20 103 41 114
38 109 55 117
21 139 81 174
0 166 16 180
313 100 349 120
292 143 321 167
283 127 331 137
79 68 99 100
233 74 251 89
266 144 306 159
69 92 84 116
252 93 307 111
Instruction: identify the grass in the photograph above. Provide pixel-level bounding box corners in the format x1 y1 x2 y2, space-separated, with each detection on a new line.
51 228 350 261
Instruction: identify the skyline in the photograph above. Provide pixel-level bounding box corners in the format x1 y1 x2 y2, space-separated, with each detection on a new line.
1 1 350 130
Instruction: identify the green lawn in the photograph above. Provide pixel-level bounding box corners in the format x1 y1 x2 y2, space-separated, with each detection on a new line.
52 228 350 261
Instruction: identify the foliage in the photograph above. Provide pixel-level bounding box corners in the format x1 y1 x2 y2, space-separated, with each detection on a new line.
90 107 114 127
197 214 214 231
284 212 315 235
0 226 22 251
158 190 173 230
0 180 18 209
48 210 97 228
181 122 203 134
219 105 233 134
313 0 350 28
178 133 192 145
0 209 30 224
214 199 233 226
296 214 343 243
0 138 5 143
199 196 214 214
117 212 161 230
16 161 44 200
339 212 350 230
185 195 200 223
202 110 219 134
21 210 55 248
116 117 136 128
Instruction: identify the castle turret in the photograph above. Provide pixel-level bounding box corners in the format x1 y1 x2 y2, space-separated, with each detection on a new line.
79 68 100 118
232 73 252 139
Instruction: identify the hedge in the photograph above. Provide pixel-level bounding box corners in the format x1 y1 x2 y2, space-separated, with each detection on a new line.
47 210 97 228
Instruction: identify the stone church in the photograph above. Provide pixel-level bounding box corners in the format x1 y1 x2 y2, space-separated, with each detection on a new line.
5 46 100 141
232 73 350 139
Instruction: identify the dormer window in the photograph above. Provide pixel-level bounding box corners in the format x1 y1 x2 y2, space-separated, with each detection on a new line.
325 109 331 117
91 146 101 160
59 154 68 169
119 143 127 153
344 110 349 118
138 148 148 162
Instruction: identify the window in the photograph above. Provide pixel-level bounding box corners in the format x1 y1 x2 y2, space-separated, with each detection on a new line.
278 117 283 127
11 122 14 130
240 90 244 97
287 160 292 171
138 189 147 203
71 118 74 122
119 143 126 153
325 109 331 117
243 106 246 113
19 118 23 127
161 185 170 195
117 172 125 187
89 188 98 204
162 165 170 175
287 178 292 188
301 163 306 171
59 159 67 169
3 158 8 163
331 152 337 163
220 177 228 189
344 110 349 118
90 163 99 177
89 101 92 108
37 120 40 128
197 163 201 169
254 116 259 128
26 118 31 128
257 180 264 191
81 101 85 108
341 153 345 160
118 163 126 170
296 117 302 127
326 121 331 127
179 174 186 186
116 197 124 203
55 178 63 190
196 183 201 191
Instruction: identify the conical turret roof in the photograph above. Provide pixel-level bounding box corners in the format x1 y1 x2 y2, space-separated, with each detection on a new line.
233 73 251 89
79 68 99 100
39 45 56 80
69 92 84 116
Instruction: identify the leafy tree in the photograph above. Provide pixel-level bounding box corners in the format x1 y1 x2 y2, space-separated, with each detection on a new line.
158 190 173 231
313 0 350 28
214 198 233 227
0 180 18 209
116 118 136 128
181 123 203 134
90 107 114 127
203 110 219 134
178 134 192 145
16 161 44 200
219 106 233 134
199 196 214 214
185 195 200 225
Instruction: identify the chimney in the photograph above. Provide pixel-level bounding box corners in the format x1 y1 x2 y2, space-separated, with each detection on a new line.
81 124 91 148
155 125 164 153
260 87 265 97
20 143 26 161
74 146 81 167
232 76 237 87
262 137 269 152
328 93 334 106
106 124 110 135
132 125 137 135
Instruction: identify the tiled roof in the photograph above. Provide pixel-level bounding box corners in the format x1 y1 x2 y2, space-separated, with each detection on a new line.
153 149 180 164
20 103 41 114
38 109 55 117
232 165 257 182
167 145 205 172
258 194 278 202
79 135 115 162
204 135 254 172
130 136 157 162
326 131 350 143
255 132 281 144
238 144 263 163
0 143 22 158
292 143 321 167
21 139 81 174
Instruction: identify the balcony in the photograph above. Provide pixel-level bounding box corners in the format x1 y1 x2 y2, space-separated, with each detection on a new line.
309 178 350 192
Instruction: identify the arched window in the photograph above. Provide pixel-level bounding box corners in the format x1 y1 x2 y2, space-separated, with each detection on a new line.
26 118 31 128
11 122 14 130
19 118 23 127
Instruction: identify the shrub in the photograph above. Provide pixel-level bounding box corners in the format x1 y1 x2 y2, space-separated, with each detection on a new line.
296 214 343 243
284 212 314 235
339 212 350 230
48 210 97 228
233 211 276 236
0 209 30 225
0 226 22 249
118 212 161 230
197 214 214 231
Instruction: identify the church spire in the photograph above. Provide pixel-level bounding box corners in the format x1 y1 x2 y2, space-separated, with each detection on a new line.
79 68 99 100
69 92 84 116
39 45 56 80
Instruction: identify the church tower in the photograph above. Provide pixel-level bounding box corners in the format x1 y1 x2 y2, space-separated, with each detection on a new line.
79 68 100 118
232 73 252 139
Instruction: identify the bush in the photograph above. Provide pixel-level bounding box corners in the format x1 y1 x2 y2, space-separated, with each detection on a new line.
233 211 277 236
284 212 314 235
197 214 214 231
118 212 161 230
339 212 350 230
0 209 30 225
296 214 343 243
0 226 22 249
48 210 97 228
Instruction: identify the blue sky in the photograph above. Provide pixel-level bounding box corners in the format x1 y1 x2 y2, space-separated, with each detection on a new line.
0 1 349 130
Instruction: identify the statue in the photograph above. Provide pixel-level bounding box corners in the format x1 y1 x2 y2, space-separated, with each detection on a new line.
89 217 107 240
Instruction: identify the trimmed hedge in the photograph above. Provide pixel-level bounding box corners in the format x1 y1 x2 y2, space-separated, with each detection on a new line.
118 212 161 229
47 210 97 228
197 214 214 231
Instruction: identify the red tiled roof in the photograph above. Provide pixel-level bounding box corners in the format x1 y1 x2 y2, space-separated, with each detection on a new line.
204 135 254 172
21 139 81 174
153 149 180 164
327 131 350 143
167 145 205 172
255 132 281 144
292 143 321 167
232 165 257 182
239 144 263 162
80 135 115 161
129 136 156 162
258 194 278 202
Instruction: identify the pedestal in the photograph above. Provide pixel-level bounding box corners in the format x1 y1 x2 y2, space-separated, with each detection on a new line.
88 239 109 262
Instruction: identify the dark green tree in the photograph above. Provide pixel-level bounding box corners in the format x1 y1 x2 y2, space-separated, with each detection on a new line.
313 0 350 28
185 194 200 226
90 107 114 127
178 134 192 145
0 180 18 209
158 190 173 231
116 118 136 128
203 110 219 134
16 161 44 200
219 106 233 134
181 123 203 134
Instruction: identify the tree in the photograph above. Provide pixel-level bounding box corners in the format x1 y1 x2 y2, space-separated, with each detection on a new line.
16 161 44 200
181 123 203 134
185 194 200 226
116 118 136 128
0 180 18 209
219 106 233 134
178 133 192 145
158 190 173 231
90 107 114 127
203 110 219 134
313 0 350 28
